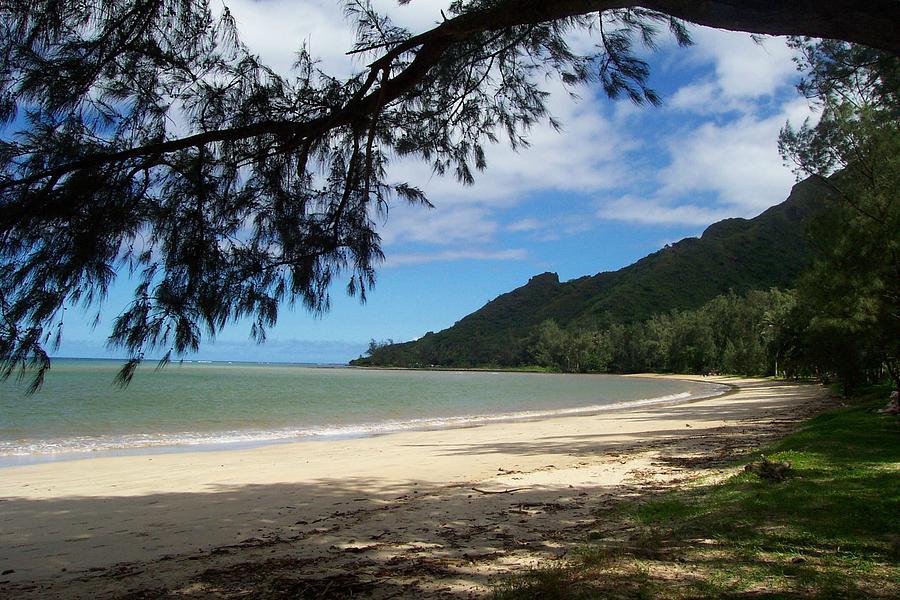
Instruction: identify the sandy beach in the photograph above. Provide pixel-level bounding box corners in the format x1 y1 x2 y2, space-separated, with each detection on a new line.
0 376 833 599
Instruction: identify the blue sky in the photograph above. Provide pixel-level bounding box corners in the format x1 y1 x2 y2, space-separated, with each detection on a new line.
52 1 816 364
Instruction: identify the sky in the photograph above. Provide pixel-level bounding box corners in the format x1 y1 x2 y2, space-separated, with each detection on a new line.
54 0 817 364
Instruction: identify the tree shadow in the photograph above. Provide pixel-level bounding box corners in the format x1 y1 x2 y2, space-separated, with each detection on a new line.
0 380 841 599
492 463 898 600
2 470 669 599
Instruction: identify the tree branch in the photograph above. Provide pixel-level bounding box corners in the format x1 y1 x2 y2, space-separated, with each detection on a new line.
3 0 897 194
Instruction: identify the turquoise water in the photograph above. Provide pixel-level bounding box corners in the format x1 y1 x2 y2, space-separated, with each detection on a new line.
0 359 726 464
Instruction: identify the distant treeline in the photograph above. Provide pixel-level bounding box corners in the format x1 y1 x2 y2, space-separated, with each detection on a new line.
522 289 789 376
360 283 894 396
359 42 899 397
362 288 786 376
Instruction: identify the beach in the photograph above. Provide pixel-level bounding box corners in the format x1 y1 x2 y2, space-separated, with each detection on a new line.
0 376 832 598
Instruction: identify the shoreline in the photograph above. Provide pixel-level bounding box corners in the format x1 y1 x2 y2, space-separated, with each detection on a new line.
0 374 730 468
0 376 829 598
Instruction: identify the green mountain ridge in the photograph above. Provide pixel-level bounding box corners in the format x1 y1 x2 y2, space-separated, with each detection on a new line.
354 175 830 368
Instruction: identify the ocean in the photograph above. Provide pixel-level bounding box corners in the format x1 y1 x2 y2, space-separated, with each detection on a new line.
0 359 727 465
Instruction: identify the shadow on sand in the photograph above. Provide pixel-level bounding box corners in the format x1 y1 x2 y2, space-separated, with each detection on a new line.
1 380 834 599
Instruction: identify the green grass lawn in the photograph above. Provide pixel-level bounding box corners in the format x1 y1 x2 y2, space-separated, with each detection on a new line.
494 389 900 599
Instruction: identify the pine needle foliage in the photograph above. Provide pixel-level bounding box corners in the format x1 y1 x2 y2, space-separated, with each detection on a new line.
779 40 899 394
1 1 897 389
0 0 693 388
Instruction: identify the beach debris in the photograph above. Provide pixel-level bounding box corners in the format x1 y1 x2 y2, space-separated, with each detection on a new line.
330 543 376 554
877 390 900 415
471 486 527 495
117 586 169 599
498 467 524 474
743 455 792 481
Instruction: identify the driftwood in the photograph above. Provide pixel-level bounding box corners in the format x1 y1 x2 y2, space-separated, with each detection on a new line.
470 487 528 495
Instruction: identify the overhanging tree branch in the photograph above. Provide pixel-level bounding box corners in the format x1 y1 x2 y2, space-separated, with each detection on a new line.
4 0 897 192
1 0 897 389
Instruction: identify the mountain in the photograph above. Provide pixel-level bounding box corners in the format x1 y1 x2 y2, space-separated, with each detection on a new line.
353 175 830 368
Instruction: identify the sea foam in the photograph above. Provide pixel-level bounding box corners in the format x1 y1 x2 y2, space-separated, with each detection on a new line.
0 385 725 463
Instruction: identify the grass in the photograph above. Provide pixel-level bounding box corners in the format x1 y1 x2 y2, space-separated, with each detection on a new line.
493 387 900 599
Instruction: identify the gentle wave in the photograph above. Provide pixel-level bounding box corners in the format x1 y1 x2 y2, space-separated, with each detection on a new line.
0 386 725 460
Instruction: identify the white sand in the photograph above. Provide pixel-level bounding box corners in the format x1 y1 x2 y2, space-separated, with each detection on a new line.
0 376 830 598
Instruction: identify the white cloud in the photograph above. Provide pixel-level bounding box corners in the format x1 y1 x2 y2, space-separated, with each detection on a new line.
224 0 449 77
507 218 542 232
384 248 527 267
379 204 498 246
595 29 818 227
222 6 816 241
684 29 798 100
383 28 813 235
224 2 631 254
596 196 738 226
374 74 636 252
225 0 355 76
657 96 814 211
668 80 718 110
505 212 596 241
664 28 800 117
598 93 816 227
369 0 446 32
386 78 629 205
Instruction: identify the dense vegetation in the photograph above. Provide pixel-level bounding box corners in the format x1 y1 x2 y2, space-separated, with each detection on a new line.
354 177 823 370
6 2 895 390
355 40 899 398
524 288 795 376
493 387 900 599
361 288 792 376
776 40 899 396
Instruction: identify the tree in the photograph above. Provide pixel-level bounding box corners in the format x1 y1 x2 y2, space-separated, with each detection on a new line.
1 1 898 388
366 338 394 357
527 319 567 370
778 40 899 394
760 288 804 378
